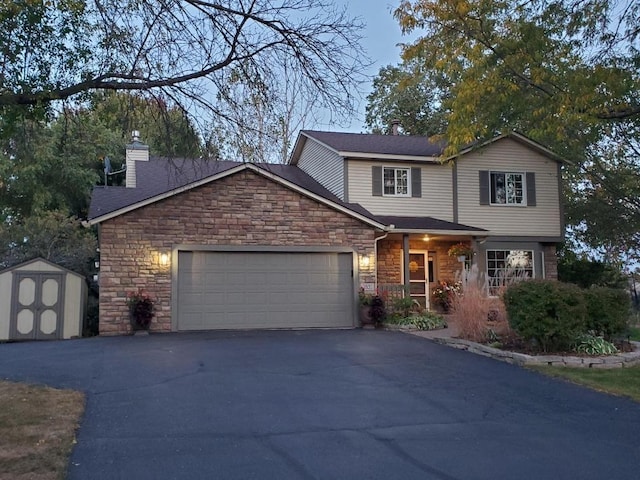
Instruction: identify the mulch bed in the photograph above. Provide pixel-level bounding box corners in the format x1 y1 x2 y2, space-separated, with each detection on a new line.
489 336 635 356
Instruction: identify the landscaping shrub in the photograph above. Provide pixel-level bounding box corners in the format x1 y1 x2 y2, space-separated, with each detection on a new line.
503 280 587 352
390 296 416 319
574 334 618 355
583 287 630 340
410 311 448 331
385 311 447 330
449 265 511 342
370 295 386 327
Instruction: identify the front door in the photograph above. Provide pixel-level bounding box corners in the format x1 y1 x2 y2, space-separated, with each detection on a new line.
408 252 430 308
10 272 65 340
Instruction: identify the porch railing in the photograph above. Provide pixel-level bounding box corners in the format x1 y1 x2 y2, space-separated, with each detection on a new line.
377 284 409 302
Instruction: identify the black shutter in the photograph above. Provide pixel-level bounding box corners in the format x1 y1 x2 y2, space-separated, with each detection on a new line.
526 172 536 206
479 171 490 205
372 166 382 196
411 167 421 197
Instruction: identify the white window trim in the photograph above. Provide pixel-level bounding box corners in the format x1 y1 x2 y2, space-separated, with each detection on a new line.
486 249 535 295
489 171 527 206
382 166 411 197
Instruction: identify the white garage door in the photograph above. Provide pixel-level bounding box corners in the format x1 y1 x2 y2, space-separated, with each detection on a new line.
176 251 354 330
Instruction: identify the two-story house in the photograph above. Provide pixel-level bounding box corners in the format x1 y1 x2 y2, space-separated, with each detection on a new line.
290 130 564 303
87 130 564 335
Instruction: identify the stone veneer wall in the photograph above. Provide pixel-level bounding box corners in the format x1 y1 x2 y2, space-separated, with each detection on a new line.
98 170 378 335
543 244 558 279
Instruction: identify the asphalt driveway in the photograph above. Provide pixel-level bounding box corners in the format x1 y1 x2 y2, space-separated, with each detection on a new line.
0 330 638 479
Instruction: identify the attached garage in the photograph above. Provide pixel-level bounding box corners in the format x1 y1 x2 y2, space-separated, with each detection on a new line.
89 158 382 335
175 249 355 330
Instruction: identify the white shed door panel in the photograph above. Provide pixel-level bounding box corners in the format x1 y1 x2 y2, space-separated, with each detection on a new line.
177 251 354 330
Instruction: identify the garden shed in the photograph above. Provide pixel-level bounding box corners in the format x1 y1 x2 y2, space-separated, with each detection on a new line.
0 258 86 340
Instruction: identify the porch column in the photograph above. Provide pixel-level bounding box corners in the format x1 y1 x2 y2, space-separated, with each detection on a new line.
403 234 410 294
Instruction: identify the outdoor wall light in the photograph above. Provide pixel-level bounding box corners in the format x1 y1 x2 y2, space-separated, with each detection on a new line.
359 254 372 268
423 235 430 242
159 252 170 267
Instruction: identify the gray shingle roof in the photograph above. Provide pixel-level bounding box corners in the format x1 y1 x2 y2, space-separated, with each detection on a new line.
376 216 486 232
88 157 486 234
301 130 446 157
88 159 239 220
88 158 380 223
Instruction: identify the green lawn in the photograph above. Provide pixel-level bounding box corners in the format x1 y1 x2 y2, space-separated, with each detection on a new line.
629 326 640 342
530 365 640 402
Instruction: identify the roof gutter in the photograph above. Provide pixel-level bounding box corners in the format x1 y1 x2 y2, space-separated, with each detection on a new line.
388 228 488 236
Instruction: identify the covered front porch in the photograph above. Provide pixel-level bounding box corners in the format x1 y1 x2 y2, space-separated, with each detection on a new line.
369 217 488 311
374 232 477 310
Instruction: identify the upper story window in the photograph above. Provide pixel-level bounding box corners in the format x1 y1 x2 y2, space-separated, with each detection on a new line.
490 172 525 205
479 170 536 207
383 167 409 196
372 166 421 198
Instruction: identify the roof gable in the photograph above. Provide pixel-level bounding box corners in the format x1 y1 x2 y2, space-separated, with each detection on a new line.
87 159 386 229
444 132 568 164
0 257 84 277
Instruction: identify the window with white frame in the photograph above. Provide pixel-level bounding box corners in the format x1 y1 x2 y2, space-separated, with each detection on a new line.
383 167 409 196
490 172 525 205
487 250 533 293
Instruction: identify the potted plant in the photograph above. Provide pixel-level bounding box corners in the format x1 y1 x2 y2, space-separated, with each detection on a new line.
448 242 474 262
370 294 387 328
359 288 374 326
432 280 462 313
126 288 155 331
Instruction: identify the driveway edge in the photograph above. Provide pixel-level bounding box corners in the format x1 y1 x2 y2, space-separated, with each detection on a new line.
429 337 640 368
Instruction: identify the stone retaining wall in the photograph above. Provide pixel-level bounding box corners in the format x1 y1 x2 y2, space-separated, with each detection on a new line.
432 337 640 368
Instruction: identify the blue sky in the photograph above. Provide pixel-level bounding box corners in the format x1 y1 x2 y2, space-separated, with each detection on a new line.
319 1 411 132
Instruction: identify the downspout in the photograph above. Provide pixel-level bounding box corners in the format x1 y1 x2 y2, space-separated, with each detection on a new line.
374 225 394 292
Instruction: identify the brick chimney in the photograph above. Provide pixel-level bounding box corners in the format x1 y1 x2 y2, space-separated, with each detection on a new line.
391 119 401 135
125 130 149 188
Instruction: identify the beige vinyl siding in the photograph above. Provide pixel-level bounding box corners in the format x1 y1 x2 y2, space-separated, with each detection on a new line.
348 160 454 219
16 260 60 272
63 273 84 339
0 271 11 339
457 138 561 236
297 138 344 199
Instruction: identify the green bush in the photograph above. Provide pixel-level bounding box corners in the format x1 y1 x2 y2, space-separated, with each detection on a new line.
410 311 447 331
574 334 618 356
584 287 630 340
391 296 415 319
385 311 447 331
503 280 587 352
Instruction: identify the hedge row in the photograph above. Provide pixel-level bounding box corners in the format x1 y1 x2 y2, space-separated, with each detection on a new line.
503 280 630 352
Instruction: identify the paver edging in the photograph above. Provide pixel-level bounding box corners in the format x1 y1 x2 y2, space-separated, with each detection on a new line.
432 338 640 368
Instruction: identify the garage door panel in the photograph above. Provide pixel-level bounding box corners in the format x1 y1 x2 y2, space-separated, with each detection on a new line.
177 251 353 330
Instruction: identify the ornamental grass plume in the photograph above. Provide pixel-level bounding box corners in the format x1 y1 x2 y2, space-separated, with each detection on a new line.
450 265 522 342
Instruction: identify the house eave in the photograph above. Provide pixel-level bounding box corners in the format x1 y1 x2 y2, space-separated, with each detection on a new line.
86 164 249 226
289 132 341 165
87 163 388 231
389 228 489 236
245 164 387 230
442 131 570 165
341 152 440 162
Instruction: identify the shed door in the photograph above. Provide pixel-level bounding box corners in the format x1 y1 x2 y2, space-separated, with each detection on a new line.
177 251 354 330
11 272 65 340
